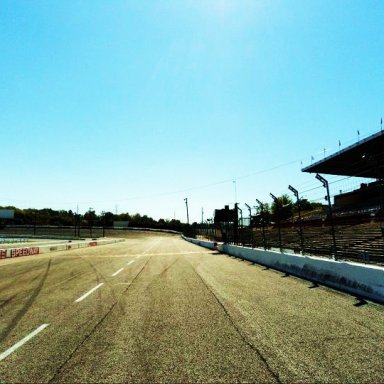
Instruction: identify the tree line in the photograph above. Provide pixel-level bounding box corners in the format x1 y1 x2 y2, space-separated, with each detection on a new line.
0 206 186 232
251 195 325 226
0 195 325 232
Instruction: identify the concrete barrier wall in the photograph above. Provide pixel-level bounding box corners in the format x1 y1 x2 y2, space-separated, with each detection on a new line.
183 236 384 304
181 236 217 250
0 238 124 260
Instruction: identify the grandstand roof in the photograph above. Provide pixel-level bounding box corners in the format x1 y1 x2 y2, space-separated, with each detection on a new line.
302 130 384 179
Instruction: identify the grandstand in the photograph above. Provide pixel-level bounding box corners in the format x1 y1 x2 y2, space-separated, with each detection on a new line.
302 130 384 214
208 130 384 264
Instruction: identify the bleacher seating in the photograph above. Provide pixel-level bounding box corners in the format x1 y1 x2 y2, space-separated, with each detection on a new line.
236 222 384 265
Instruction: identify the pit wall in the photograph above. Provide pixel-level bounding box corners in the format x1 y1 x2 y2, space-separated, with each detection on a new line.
0 238 124 260
182 236 384 304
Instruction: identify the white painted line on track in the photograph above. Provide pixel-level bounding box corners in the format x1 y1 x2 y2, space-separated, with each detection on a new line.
112 268 124 277
0 324 49 361
127 260 135 265
75 283 104 303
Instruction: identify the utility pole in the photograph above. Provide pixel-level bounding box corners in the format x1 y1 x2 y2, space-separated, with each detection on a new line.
184 198 189 225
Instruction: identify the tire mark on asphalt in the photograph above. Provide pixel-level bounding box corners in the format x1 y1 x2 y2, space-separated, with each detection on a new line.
0 259 51 293
0 293 19 315
46 270 94 291
47 254 153 383
77 253 142 314
128 254 183 384
188 260 282 384
0 257 52 343
0 273 43 314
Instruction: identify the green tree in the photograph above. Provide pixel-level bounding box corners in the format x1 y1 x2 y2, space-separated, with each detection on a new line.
84 208 97 227
271 194 294 222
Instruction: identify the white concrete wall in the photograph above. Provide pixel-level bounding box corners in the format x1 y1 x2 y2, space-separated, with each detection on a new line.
183 236 384 304
182 236 217 250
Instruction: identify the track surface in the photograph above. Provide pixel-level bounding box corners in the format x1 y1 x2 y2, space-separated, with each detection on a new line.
0 232 383 383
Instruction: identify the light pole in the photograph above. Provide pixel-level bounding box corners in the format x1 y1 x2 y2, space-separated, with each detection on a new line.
316 173 337 259
270 193 282 252
184 198 189 225
288 185 304 253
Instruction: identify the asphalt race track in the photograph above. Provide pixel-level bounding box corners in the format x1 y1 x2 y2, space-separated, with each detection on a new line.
0 232 383 383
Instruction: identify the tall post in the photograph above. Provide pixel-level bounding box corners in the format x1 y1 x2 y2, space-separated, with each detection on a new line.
288 185 304 253
270 193 282 252
184 198 189 225
316 173 337 259
256 199 266 250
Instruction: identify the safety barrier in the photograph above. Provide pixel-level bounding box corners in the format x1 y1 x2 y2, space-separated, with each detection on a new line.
182 236 384 304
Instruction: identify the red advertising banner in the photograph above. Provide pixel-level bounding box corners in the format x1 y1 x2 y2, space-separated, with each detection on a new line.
10 247 40 258
0 249 7 259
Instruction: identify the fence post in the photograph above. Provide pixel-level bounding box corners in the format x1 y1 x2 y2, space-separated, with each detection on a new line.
316 174 337 260
288 185 304 253
270 193 282 252
245 203 253 247
256 199 267 250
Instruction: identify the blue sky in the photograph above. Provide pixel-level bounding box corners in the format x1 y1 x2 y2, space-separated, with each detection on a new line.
1 0 383 222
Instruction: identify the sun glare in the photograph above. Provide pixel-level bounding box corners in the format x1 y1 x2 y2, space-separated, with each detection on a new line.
185 0 262 28
187 0 255 18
